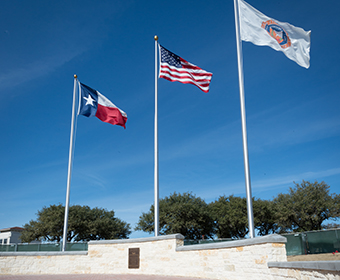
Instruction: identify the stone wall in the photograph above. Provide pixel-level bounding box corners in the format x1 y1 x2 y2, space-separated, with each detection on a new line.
1 234 339 279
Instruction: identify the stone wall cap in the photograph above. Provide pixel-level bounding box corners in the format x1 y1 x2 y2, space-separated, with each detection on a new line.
0 251 88 256
88 233 185 245
177 234 286 251
268 261 340 272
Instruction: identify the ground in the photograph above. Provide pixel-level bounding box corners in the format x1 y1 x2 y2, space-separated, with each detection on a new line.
288 252 340 261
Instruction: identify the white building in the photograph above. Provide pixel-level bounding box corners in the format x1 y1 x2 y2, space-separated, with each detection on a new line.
0 227 24 244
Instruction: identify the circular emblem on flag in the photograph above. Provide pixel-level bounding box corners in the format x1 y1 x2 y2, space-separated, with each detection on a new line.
261 20 291 49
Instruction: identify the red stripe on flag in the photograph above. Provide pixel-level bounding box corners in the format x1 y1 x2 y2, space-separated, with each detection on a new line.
160 65 211 78
96 104 127 128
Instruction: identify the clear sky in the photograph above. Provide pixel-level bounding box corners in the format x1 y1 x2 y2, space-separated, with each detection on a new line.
1 0 339 239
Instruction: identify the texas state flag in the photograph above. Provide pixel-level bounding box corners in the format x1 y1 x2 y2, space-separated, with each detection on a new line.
78 82 127 128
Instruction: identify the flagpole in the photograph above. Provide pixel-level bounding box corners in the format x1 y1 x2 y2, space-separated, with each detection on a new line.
233 0 255 238
62 75 78 251
154 35 159 236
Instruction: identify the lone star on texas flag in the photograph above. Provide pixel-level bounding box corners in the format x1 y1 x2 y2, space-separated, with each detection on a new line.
83 94 96 106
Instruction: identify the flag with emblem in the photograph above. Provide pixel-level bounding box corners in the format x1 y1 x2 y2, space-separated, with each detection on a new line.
78 82 127 128
159 45 213 93
238 0 311 68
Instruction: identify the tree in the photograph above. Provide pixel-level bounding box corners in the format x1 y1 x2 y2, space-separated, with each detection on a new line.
135 192 215 240
273 180 340 232
20 204 131 243
209 196 279 238
209 195 248 239
253 198 278 236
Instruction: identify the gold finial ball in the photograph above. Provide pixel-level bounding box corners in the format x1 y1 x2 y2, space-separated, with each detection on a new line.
74 74 77 78
154 35 158 41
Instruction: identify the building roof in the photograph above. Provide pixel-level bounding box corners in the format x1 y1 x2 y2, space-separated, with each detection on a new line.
0 227 24 233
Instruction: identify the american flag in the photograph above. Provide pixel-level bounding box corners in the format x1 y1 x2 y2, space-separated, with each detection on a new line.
159 45 212 93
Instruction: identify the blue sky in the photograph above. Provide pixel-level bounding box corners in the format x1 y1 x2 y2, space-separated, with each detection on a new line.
1 0 339 239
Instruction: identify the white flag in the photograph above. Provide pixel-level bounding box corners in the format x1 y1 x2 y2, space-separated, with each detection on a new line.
238 0 311 68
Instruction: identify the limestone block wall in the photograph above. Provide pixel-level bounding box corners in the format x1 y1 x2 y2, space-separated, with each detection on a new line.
1 234 339 279
0 251 89 275
68 234 288 278
268 261 340 280
173 239 287 279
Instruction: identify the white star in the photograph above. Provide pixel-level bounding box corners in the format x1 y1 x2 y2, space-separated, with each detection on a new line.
83 94 96 106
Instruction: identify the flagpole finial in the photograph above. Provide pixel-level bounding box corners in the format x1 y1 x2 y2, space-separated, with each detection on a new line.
74 74 77 79
154 35 158 41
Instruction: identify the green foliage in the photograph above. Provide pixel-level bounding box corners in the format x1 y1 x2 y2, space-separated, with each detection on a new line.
273 180 340 232
135 192 214 239
131 180 340 240
209 196 279 239
253 198 278 236
21 204 65 243
209 195 248 239
21 204 131 243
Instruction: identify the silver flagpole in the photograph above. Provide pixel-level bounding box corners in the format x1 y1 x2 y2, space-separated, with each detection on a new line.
233 0 255 238
62 75 78 251
154 35 159 236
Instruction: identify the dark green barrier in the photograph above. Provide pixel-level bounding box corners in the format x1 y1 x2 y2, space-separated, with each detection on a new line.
283 229 340 256
65 242 88 251
17 244 41 252
0 242 87 252
284 234 307 256
0 244 16 252
306 230 340 254
184 238 232 246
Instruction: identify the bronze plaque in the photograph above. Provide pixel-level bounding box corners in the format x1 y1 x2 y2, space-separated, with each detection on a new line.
128 248 140 269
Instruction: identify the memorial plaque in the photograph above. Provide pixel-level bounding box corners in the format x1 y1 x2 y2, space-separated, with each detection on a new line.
128 248 140 269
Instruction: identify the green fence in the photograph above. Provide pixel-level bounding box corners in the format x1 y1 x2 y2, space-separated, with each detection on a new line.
184 229 340 256
2 230 339 255
283 229 340 256
0 242 88 252
184 238 233 246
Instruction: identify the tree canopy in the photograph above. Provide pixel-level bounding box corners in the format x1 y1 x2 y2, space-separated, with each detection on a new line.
209 196 279 239
209 195 249 239
253 198 278 236
21 204 131 243
23 181 339 242
273 180 340 232
135 192 215 239
135 180 340 239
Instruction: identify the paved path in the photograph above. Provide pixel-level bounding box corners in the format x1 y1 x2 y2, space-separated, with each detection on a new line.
0 275 212 280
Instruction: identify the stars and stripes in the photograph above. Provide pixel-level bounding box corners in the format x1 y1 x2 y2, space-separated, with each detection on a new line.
159 45 213 93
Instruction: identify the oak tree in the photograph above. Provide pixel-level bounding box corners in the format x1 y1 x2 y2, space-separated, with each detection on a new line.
21 204 131 242
135 192 214 239
209 195 249 239
273 180 340 232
